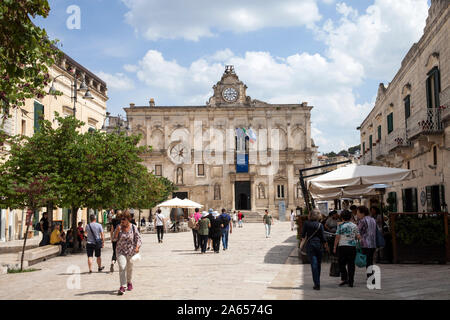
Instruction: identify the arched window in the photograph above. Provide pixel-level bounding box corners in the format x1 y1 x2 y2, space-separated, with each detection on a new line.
176 167 183 185
214 183 221 200
258 183 266 199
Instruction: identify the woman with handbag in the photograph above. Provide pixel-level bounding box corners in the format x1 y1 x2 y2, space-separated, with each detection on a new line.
357 206 377 279
113 210 142 296
333 210 360 287
300 209 329 290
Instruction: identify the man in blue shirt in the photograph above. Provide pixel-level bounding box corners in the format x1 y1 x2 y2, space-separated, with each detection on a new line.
219 208 232 251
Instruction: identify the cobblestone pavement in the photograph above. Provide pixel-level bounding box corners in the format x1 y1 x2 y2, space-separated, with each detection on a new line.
0 221 449 300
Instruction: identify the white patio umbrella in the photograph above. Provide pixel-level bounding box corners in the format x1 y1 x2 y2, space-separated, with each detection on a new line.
181 199 204 208
156 197 187 208
308 164 411 191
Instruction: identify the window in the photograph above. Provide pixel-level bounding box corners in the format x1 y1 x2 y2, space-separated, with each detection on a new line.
362 142 366 155
377 125 381 142
407 161 410 170
387 192 397 213
402 188 418 212
426 67 441 109
155 165 162 176
369 135 373 151
197 164 205 176
88 127 95 133
433 146 437 166
387 113 394 134
404 95 411 119
277 185 285 199
34 101 44 133
426 185 445 212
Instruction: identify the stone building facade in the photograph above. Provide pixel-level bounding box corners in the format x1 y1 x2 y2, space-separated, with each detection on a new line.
358 0 449 213
125 66 316 219
0 52 108 241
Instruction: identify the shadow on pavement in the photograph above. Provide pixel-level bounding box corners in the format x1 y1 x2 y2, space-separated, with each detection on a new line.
283 235 298 244
264 245 295 264
75 290 117 296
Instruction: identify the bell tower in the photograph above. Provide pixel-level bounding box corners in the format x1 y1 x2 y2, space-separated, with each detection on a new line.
208 65 251 107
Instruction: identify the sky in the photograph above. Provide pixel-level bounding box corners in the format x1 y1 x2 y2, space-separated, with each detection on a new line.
33 0 432 153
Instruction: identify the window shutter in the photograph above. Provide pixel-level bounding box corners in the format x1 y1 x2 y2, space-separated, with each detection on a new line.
426 186 432 212
404 95 410 119
402 189 407 212
34 101 44 133
439 185 445 212
434 69 441 107
369 135 372 150
387 113 393 134
377 125 381 141
412 188 418 212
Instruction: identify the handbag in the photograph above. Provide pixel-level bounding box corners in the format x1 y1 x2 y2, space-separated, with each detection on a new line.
300 223 321 256
355 242 367 268
329 254 340 277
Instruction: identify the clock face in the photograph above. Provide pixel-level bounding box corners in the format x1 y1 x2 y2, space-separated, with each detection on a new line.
222 87 238 102
169 143 188 164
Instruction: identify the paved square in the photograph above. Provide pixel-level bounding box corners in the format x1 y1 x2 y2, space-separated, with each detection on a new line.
0 221 449 300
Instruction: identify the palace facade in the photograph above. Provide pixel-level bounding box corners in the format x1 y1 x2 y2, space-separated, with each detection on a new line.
125 66 317 219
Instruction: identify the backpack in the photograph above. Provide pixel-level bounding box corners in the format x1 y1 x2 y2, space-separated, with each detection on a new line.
221 214 230 228
188 217 197 229
34 221 41 232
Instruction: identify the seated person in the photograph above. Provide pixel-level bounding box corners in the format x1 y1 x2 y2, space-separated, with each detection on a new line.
50 224 67 256
66 229 74 249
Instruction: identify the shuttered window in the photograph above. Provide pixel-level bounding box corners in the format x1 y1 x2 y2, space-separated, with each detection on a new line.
34 101 44 133
404 95 411 119
377 125 381 141
387 113 394 134
426 67 441 109
402 188 418 212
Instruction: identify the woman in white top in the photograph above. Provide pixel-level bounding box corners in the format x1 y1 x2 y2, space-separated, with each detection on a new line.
232 211 237 228
290 210 296 231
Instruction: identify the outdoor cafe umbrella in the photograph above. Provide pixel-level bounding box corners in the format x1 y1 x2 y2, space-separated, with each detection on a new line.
156 197 187 208
181 199 204 209
308 164 411 192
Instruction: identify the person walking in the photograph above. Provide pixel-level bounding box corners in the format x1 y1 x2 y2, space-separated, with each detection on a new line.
113 210 142 295
219 208 232 251
232 211 237 228
189 208 202 250
154 209 165 243
38 212 50 247
85 214 105 273
206 208 214 250
290 210 296 231
357 206 377 280
210 211 223 253
301 209 329 290
333 210 360 287
263 210 273 238
198 212 211 254
238 210 244 228
110 211 121 272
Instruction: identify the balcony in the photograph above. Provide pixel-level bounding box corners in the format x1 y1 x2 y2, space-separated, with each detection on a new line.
440 86 450 121
406 108 443 139
373 141 385 160
387 128 411 152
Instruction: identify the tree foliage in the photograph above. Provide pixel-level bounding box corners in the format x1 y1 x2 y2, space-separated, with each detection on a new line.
0 0 59 119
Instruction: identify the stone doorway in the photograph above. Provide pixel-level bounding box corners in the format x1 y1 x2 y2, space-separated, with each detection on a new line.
235 181 251 210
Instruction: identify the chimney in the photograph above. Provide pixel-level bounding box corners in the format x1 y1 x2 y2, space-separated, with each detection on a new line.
149 98 155 107
129 103 135 108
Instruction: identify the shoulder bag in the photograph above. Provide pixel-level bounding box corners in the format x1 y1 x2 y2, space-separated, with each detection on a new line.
355 241 367 268
300 222 321 256
87 223 103 249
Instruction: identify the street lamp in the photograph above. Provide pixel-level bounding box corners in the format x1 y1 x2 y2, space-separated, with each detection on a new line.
48 73 94 117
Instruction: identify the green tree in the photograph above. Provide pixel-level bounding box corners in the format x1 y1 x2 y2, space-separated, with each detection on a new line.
347 145 361 155
0 0 60 119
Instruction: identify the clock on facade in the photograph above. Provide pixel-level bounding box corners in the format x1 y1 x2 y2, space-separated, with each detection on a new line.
222 87 238 102
169 143 188 164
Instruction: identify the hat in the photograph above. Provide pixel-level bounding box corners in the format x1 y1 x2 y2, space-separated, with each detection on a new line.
208 208 214 214
212 212 219 218
202 212 208 218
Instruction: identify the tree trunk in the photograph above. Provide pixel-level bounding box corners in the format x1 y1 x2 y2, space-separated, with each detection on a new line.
138 209 142 232
20 209 33 271
46 201 54 225
71 206 79 252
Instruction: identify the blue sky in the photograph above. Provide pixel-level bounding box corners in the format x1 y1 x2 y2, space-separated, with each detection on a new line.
33 0 431 153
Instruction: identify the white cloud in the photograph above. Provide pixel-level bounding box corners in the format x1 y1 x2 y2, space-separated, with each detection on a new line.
125 49 370 152
317 0 428 79
96 72 135 91
121 0 322 41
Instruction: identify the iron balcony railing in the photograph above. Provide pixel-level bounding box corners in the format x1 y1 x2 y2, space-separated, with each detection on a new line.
386 127 411 152
406 107 443 139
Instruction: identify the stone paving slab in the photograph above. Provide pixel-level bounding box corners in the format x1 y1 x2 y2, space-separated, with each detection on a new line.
0 222 448 300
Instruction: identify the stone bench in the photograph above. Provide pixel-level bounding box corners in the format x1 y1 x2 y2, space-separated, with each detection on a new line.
17 245 61 266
